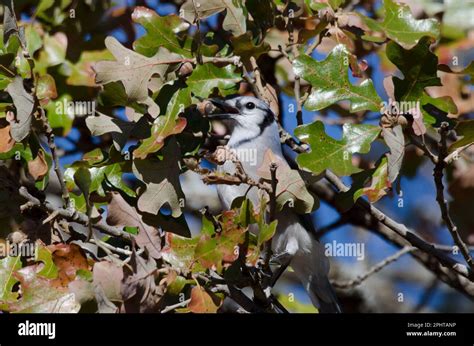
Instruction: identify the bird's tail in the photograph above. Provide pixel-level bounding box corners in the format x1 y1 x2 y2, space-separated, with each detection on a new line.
291 238 341 313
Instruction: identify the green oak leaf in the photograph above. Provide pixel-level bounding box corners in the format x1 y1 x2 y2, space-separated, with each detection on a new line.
36 74 57 102
65 161 134 198
134 88 190 159
132 7 192 57
293 45 382 112
25 24 43 56
449 120 474 153
186 63 241 98
35 32 67 73
386 37 458 121
0 256 21 304
295 121 381 176
387 37 439 102
82 148 106 165
306 0 344 11
194 236 221 271
194 210 246 273
360 0 440 49
258 220 278 246
45 94 74 136
35 244 59 279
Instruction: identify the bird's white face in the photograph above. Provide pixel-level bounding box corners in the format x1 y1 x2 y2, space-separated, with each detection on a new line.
210 96 274 132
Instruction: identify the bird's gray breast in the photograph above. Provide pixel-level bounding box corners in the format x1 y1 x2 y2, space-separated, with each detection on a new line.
216 122 282 209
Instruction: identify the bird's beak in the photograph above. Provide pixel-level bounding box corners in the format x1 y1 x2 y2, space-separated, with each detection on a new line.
207 99 240 119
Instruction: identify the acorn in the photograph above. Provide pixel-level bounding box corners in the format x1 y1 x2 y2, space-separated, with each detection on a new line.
7 230 27 244
397 115 408 127
178 62 194 77
197 100 215 115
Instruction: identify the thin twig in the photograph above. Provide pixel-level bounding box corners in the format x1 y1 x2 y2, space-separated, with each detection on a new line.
302 168 474 297
323 169 473 280
39 108 71 208
89 237 133 256
434 122 474 271
19 186 133 241
264 163 278 270
434 244 474 252
160 298 191 313
444 143 474 164
278 124 309 153
332 247 414 289
287 14 303 126
409 134 438 164
189 147 272 193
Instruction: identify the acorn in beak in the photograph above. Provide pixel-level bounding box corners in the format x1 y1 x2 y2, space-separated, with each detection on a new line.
206 99 240 120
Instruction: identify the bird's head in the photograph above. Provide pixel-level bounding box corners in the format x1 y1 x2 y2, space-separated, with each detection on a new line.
208 96 275 132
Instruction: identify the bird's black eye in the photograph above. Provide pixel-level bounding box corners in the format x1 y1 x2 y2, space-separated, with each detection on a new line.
246 102 255 109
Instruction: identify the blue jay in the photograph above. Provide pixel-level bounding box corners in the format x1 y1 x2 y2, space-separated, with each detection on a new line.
207 96 341 313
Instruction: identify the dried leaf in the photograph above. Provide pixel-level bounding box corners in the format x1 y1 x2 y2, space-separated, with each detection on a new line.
180 0 246 36
93 261 123 303
133 143 184 218
94 36 179 113
382 125 405 183
0 125 15 153
188 286 219 313
27 149 48 181
6 77 35 142
107 192 161 259
121 252 161 312
257 149 318 213
409 106 426 136
47 243 89 287
355 157 391 203
8 266 80 313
